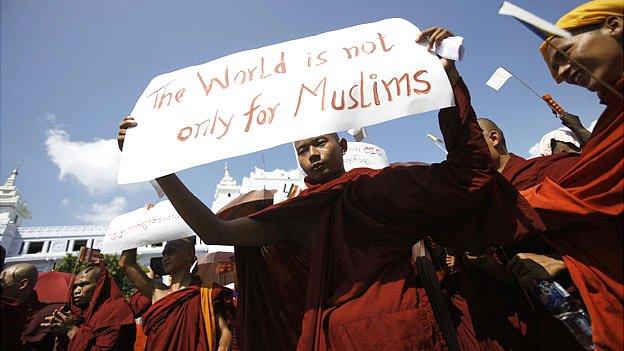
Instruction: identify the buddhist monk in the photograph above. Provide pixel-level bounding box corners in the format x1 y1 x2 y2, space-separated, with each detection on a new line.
119 237 233 351
117 27 542 350
522 1 623 349
42 264 136 350
453 118 586 350
1 263 39 351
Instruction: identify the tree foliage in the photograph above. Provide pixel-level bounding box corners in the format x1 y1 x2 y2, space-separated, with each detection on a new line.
54 253 139 298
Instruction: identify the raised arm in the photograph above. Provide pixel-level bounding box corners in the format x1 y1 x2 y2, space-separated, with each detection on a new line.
119 248 155 299
155 174 285 246
117 117 286 247
559 112 591 146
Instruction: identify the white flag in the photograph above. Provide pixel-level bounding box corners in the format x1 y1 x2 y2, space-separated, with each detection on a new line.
486 67 513 91
499 2 571 39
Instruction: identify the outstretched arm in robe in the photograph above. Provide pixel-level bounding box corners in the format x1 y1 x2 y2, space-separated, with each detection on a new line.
118 118 287 247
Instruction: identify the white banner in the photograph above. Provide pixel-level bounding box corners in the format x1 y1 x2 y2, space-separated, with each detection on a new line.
119 18 454 184
101 200 194 253
343 142 389 171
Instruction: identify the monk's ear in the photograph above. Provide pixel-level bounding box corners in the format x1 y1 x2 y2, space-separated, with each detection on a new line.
339 138 348 155
489 131 500 147
18 278 29 291
603 16 623 40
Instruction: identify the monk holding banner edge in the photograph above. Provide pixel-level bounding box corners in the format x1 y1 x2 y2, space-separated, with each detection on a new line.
118 27 543 350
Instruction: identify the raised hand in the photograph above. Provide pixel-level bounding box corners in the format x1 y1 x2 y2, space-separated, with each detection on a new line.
416 27 460 85
41 309 78 339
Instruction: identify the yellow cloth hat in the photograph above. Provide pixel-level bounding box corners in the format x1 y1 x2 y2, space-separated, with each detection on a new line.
555 0 623 31
540 0 624 80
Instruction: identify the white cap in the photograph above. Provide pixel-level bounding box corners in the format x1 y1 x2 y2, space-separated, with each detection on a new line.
539 127 581 156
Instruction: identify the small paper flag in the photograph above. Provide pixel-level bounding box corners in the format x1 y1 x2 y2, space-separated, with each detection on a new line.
426 133 448 155
486 67 513 91
499 1 571 39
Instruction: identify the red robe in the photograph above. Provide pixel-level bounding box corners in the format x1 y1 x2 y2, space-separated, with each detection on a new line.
22 291 63 351
521 79 624 350
128 290 151 318
234 79 544 351
127 291 151 351
66 264 136 351
459 153 585 351
141 282 232 351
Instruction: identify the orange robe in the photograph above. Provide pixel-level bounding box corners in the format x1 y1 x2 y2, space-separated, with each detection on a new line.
521 79 624 350
140 282 233 351
234 79 544 351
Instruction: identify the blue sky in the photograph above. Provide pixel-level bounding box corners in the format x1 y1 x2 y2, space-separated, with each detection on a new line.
1 0 603 226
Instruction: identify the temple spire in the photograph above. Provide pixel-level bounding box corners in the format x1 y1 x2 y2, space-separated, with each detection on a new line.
219 162 235 186
3 167 18 188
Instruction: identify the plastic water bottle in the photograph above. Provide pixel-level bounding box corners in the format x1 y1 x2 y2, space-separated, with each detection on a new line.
530 280 595 350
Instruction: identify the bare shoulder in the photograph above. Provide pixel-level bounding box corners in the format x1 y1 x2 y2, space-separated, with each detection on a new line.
151 283 173 304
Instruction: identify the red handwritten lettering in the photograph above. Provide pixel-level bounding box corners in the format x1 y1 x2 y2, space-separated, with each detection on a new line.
294 77 327 117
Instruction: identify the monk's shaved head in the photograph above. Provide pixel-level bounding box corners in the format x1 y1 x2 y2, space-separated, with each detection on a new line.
7 263 38 284
162 236 197 275
77 265 101 280
168 236 196 256
0 263 38 301
477 118 511 172
478 118 508 152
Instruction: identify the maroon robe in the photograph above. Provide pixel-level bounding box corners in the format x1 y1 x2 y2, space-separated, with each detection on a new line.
234 79 544 351
1 295 29 351
22 291 63 351
128 290 151 318
141 282 232 351
66 264 136 351
459 153 585 351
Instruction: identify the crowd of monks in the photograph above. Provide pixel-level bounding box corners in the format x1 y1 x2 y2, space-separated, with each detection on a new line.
1 1 622 350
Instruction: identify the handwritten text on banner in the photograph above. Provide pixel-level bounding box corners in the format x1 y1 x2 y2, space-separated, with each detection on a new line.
118 18 454 184
102 200 194 253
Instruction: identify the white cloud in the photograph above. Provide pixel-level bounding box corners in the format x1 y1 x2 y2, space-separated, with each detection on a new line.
61 198 70 206
76 197 127 224
528 142 541 159
45 128 121 195
45 113 57 124
588 119 598 132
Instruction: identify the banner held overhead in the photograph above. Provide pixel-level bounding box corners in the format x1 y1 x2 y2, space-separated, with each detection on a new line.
118 18 455 184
